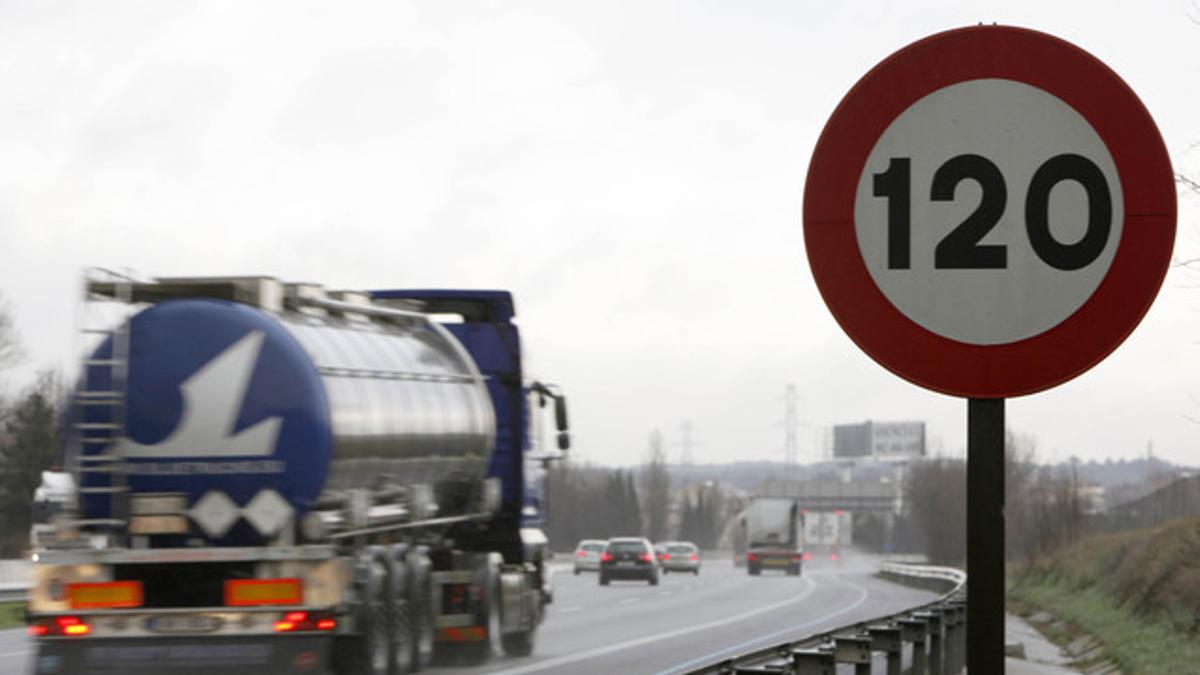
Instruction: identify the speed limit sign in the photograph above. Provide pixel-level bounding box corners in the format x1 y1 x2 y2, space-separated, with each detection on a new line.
804 26 1175 398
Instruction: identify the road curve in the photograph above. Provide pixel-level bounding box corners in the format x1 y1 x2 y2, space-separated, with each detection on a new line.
0 552 938 675
443 551 939 675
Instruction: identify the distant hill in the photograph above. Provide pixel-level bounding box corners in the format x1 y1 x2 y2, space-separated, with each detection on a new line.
620 456 1195 499
628 459 912 493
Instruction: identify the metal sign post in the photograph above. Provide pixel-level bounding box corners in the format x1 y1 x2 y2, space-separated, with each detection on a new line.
967 398 1005 674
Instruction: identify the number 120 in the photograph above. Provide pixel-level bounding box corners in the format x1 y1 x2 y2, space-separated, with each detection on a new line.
871 153 1112 271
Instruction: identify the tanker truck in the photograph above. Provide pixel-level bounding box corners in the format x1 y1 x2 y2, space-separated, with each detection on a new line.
25 273 570 675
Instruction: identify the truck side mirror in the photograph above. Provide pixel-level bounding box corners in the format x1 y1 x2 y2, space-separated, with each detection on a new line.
554 396 568 432
557 431 570 451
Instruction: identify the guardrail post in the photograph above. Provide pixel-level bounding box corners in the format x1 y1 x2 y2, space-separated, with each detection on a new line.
916 611 944 675
900 617 928 675
868 625 902 675
946 603 966 674
942 606 957 675
834 635 873 675
792 648 836 675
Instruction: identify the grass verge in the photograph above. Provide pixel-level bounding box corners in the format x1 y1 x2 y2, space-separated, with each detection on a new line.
1010 557 1200 673
0 601 23 629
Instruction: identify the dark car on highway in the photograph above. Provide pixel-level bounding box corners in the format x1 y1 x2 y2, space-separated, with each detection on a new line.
599 537 659 586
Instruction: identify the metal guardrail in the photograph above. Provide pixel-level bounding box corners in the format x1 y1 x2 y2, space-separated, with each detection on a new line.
683 561 967 674
0 582 30 604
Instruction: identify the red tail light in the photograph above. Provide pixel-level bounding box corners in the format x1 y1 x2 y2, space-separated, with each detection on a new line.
274 611 337 633
747 553 758 562
29 616 91 638
690 554 699 561
661 554 670 561
638 553 653 563
576 551 586 558
601 552 613 563
793 553 804 561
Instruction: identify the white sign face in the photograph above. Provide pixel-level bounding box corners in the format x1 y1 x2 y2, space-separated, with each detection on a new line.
853 79 1124 345
871 421 924 458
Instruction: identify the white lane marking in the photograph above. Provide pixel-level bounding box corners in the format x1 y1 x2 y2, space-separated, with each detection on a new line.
485 576 817 675
652 578 873 675
0 650 32 657
657 591 672 597
618 598 639 606
555 606 582 614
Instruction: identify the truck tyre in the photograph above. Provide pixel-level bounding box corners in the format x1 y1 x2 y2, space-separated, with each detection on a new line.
501 588 539 657
406 547 434 671
474 554 505 663
787 564 801 577
598 574 609 586
451 552 502 665
748 564 761 576
648 573 658 586
502 629 536 657
335 557 391 675
385 545 413 674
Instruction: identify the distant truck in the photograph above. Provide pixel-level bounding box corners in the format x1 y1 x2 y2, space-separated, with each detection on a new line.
744 497 803 576
803 510 853 558
27 274 569 675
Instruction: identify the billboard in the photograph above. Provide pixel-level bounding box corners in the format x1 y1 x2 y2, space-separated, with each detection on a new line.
832 422 872 458
832 420 925 460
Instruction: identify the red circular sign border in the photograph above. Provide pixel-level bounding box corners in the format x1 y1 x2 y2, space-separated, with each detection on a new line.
803 25 1176 399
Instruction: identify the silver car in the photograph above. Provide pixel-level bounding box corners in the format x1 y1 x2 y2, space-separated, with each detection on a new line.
573 539 606 574
659 541 701 575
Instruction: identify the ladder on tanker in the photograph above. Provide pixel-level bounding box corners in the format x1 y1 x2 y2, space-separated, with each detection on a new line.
67 268 137 539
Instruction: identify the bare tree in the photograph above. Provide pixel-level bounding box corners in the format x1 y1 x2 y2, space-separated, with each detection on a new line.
641 430 672 542
0 294 23 374
905 457 967 565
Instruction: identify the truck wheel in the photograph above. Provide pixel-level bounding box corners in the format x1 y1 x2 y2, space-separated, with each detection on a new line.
500 585 540 658
406 547 434 671
788 564 800 576
648 573 658 586
598 574 609 586
457 552 503 665
502 629 536 657
335 559 390 675
748 564 761 576
385 546 413 674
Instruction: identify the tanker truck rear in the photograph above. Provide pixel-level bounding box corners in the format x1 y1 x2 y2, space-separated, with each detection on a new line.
26 274 570 675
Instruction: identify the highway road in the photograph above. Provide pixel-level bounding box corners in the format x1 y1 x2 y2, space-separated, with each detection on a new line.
1 551 938 675
446 551 938 675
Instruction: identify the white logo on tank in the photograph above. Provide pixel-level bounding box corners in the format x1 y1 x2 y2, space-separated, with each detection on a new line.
117 331 283 458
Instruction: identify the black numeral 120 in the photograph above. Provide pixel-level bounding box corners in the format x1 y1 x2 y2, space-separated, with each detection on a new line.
872 153 1112 271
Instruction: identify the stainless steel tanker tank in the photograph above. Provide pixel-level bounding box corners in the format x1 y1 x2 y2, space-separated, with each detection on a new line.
74 278 498 526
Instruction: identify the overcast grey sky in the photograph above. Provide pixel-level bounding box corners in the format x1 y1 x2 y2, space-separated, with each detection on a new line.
1 1 1198 467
